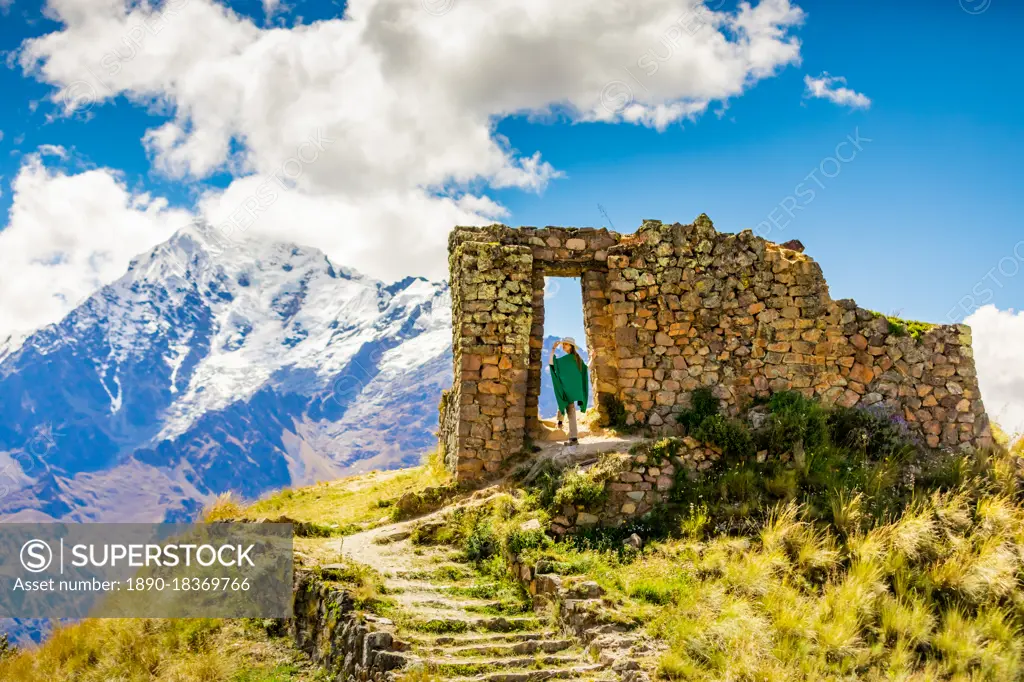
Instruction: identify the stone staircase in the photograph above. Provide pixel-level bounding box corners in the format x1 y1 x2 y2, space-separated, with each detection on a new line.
338 515 616 681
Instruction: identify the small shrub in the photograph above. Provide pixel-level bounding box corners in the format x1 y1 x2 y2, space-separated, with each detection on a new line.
828 405 917 460
648 437 681 465
552 467 607 509
566 507 673 558
759 390 830 455
243 618 287 638
718 465 760 503
680 503 709 539
919 451 977 491
529 467 561 509
202 492 245 522
694 415 755 461
601 394 629 430
504 526 549 556
0 634 15 662
464 518 498 562
676 387 720 433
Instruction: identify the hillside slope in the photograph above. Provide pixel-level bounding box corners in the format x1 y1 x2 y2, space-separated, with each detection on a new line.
5 397 1023 682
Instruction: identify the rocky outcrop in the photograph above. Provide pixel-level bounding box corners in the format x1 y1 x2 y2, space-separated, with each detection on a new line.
291 571 407 682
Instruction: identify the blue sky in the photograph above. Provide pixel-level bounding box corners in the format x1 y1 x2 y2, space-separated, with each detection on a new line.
500 0 1024 342
0 0 1022 430
3 0 1021 335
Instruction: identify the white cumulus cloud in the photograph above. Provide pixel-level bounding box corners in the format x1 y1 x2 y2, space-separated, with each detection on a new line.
4 0 806 338
967 305 1024 438
803 72 870 109
0 155 192 335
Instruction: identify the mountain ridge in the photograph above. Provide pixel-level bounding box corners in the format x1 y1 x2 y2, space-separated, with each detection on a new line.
0 225 453 523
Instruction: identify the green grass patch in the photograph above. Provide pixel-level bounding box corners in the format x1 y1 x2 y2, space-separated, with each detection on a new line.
869 310 936 342
244 465 450 529
408 619 472 635
552 467 607 509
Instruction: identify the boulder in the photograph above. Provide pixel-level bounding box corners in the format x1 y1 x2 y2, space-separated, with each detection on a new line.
519 518 543 532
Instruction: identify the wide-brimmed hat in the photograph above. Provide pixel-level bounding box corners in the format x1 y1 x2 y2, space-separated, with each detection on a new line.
561 337 578 348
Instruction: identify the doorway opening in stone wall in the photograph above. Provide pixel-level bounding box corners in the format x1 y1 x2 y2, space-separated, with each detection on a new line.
540 276 595 445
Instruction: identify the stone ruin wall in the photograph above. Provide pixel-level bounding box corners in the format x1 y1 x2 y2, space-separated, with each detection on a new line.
439 215 993 481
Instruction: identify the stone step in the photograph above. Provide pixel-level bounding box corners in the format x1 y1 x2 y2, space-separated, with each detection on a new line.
384 580 499 594
392 601 528 624
398 592 511 611
402 631 559 648
393 563 477 582
385 577 507 593
446 663 608 682
418 653 584 677
373 528 412 544
404 614 543 634
413 638 576 658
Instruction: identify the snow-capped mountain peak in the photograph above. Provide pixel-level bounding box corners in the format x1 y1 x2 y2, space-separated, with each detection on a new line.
0 226 453 523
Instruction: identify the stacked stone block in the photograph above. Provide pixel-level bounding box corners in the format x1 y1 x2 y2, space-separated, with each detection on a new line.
292 571 406 680
582 268 618 408
441 216 993 481
525 268 547 436
606 217 991 450
439 241 533 478
549 443 722 534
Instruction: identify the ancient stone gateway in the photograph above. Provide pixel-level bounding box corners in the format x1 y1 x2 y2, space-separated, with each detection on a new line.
438 215 993 481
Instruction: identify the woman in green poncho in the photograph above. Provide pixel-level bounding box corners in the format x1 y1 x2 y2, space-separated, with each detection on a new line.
549 337 589 446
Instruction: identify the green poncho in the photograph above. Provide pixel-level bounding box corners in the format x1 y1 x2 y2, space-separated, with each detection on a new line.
550 354 589 414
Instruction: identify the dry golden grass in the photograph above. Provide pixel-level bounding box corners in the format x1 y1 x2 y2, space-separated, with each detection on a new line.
613 489 1024 680
394 668 445 682
0 619 327 682
528 448 1024 681
3 457 450 681
203 492 247 522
